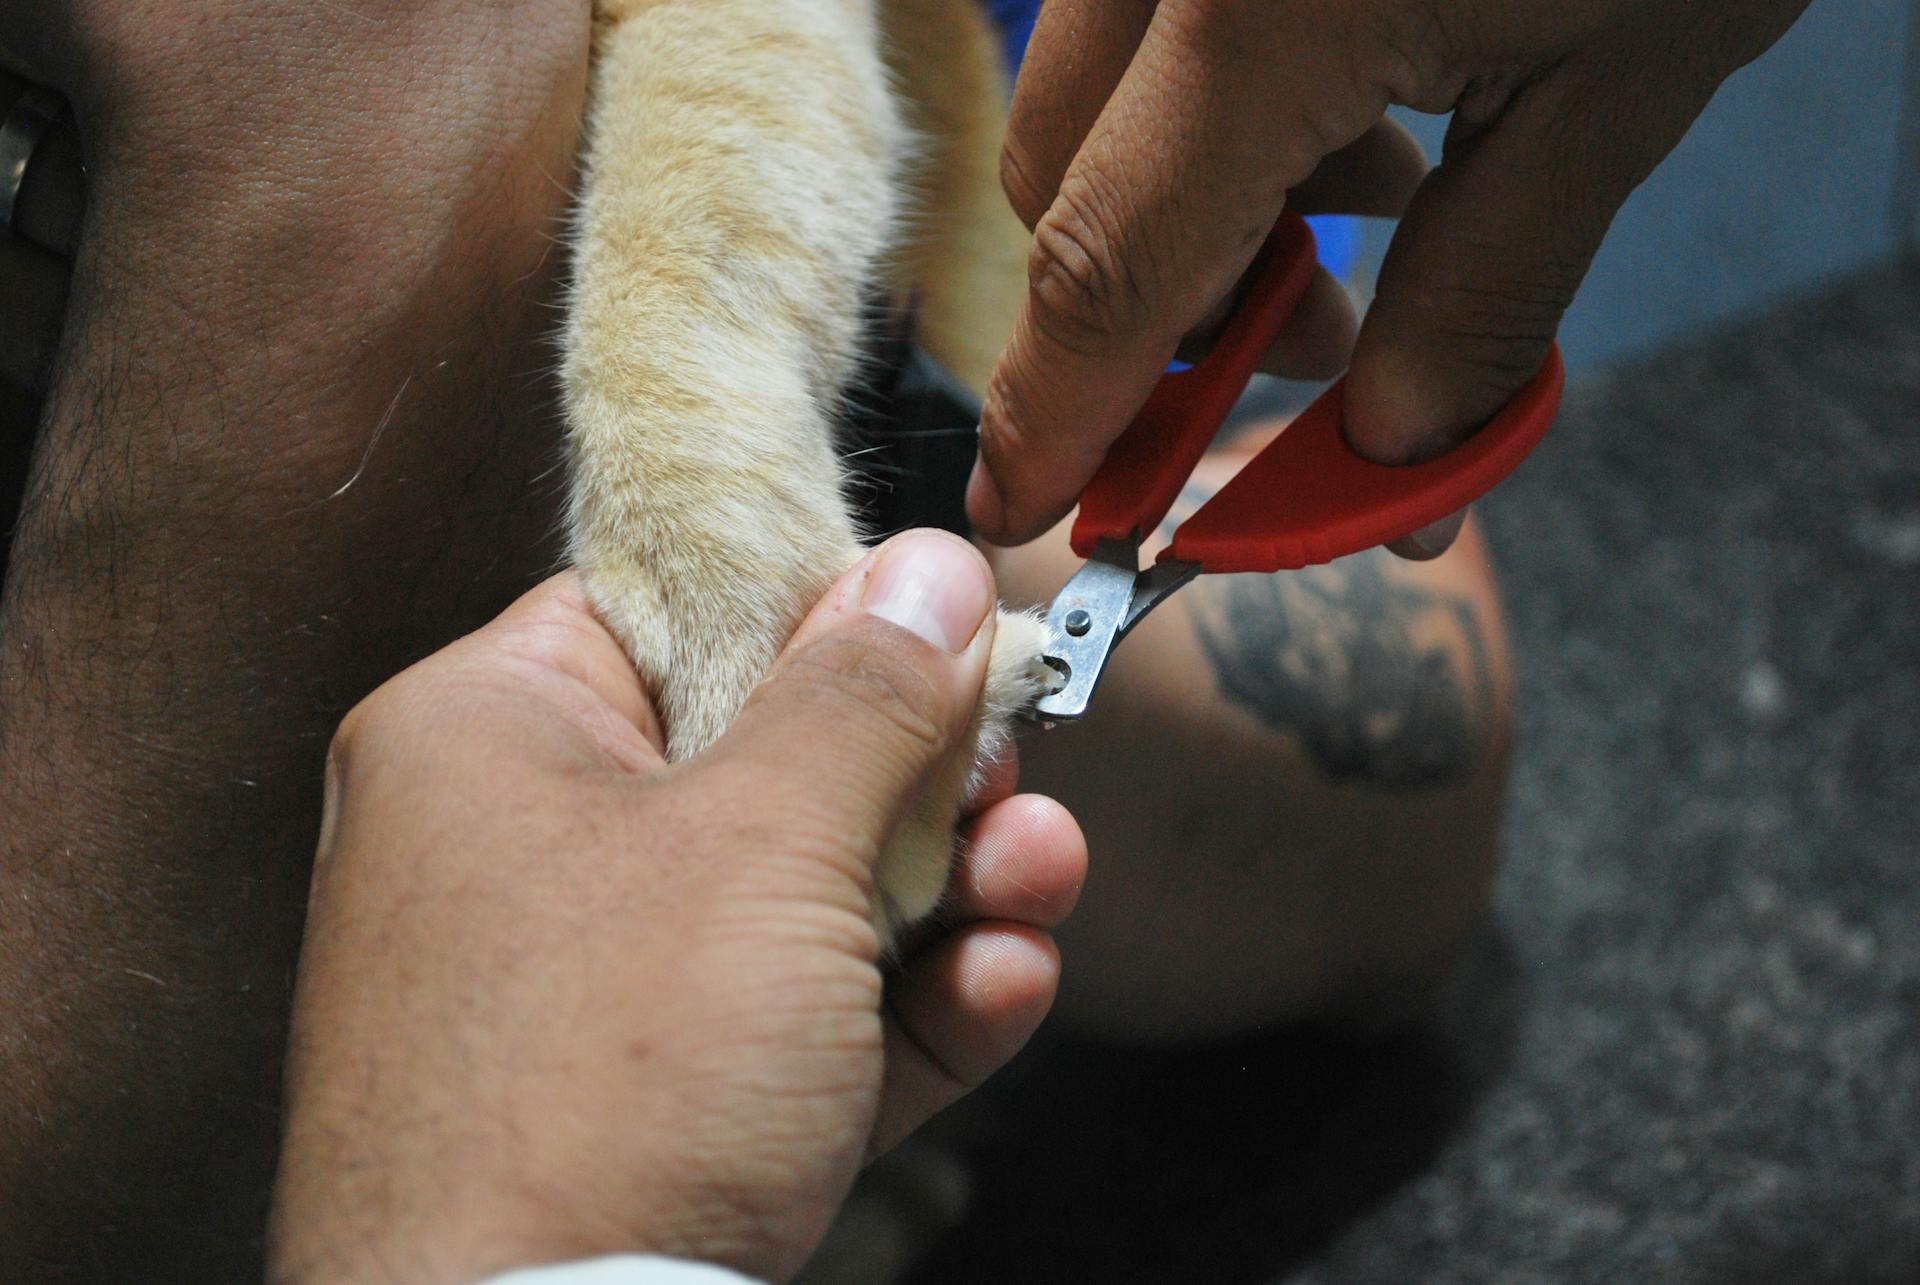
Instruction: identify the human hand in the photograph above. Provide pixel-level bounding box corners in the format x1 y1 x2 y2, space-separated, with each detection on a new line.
970 0 1810 556
269 532 1087 1285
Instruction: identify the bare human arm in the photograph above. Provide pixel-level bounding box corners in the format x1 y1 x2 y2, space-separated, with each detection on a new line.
0 6 588 1276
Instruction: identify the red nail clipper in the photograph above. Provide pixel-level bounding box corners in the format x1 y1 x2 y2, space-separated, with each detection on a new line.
1029 209 1564 723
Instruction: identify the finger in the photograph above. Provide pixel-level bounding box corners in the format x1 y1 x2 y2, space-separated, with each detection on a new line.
1171 259 1355 383
871 924 1059 1156
1287 115 1429 219
1385 505 1470 561
1345 47 1714 473
698 531 996 865
1117 120 1426 383
973 0 1384 543
467 571 666 754
999 0 1157 230
1253 263 1359 381
945 794 1086 930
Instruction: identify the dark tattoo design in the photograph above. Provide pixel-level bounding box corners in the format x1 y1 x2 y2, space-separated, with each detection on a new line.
1175 488 1494 790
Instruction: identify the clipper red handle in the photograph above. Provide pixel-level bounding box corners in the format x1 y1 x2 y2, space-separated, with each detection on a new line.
1069 210 1318 556
1166 348 1564 573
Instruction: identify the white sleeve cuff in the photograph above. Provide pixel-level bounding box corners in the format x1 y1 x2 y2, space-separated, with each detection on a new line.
477 1255 764 1285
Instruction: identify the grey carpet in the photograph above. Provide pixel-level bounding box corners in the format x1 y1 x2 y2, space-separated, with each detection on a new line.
909 261 1920 1284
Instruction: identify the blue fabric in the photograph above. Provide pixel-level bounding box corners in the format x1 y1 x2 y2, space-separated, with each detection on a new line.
978 0 1040 70
1305 214 1359 281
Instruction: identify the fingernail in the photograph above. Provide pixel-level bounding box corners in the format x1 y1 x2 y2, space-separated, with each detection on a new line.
862 532 993 654
966 456 1006 540
1403 508 1469 559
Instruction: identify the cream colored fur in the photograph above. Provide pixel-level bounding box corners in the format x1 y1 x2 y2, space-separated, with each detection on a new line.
565 0 1048 948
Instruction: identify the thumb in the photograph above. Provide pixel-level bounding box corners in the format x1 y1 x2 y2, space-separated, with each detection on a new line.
694 531 997 867
1344 44 1715 552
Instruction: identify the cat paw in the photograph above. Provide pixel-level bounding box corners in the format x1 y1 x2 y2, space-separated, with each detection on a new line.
869 607 1053 951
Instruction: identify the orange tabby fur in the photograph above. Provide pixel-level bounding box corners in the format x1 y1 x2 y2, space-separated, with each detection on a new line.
565 0 1045 948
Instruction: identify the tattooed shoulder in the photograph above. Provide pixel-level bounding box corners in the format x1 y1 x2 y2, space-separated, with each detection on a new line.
1187 552 1497 791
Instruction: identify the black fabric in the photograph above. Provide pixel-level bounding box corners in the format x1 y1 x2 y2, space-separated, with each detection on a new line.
839 333 980 544
0 378 39 581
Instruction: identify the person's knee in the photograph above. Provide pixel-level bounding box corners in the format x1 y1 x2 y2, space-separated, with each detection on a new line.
1038 523 1516 1044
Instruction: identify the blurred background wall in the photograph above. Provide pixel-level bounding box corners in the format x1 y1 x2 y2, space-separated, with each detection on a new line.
1359 0 1920 368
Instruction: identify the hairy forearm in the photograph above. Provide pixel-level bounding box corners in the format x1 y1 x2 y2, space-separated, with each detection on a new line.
0 39 582 1275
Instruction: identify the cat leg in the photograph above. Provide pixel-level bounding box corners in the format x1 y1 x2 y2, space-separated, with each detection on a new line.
879 0 1030 393
568 0 901 759
568 0 1048 949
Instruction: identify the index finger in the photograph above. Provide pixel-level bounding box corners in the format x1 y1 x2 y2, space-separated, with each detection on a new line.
998 0 1156 230
970 0 1385 544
